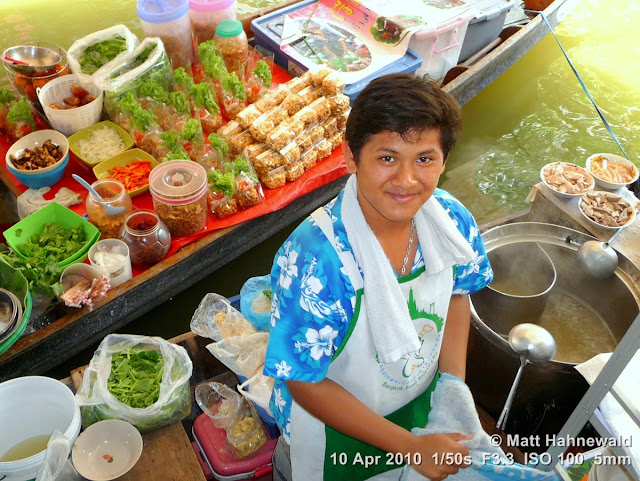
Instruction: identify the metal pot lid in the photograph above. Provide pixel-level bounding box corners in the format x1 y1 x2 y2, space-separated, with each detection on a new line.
0 288 20 341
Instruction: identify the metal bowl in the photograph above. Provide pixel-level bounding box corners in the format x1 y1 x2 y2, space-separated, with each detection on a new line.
0 288 22 343
2 42 66 76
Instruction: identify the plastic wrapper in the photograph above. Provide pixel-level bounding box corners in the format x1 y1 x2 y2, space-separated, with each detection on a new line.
293 106 318 129
196 144 223 172
239 275 272 331
280 141 301 166
296 133 313 153
280 92 305 116
249 112 275 143
195 382 267 459
301 149 318 171
254 149 285 176
75 334 193 432
208 169 238 219
285 159 305 182
234 166 265 209
337 109 350 130
217 120 243 143
329 131 345 151
322 71 346 96
309 67 332 87
316 138 333 160
219 72 247 119
284 75 309 94
206 331 269 380
5 98 36 141
237 372 275 416
279 117 305 139
321 116 339 137
17 187 82 220
229 129 255 155
328 94 351 115
297 86 322 105
244 143 269 165
0 89 17 132
35 431 82 481
236 104 262 129
309 124 325 143
260 166 286 189
244 47 274 104
253 83 290 113
309 97 332 123
190 292 257 342
267 123 297 152
67 25 139 90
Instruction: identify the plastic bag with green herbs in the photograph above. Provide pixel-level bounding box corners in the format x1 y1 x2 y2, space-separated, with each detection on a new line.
75 334 193 432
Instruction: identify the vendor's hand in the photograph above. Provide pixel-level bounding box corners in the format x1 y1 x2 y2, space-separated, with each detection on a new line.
408 433 472 481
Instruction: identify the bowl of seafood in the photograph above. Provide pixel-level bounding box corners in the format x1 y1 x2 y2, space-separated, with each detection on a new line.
540 161 594 199
578 190 636 231
586 153 639 190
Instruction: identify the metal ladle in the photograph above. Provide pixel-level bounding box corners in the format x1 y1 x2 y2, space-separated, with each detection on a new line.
576 221 629 280
72 174 126 216
496 323 557 431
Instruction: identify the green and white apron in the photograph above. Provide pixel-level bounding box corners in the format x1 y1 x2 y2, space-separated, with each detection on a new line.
289 208 455 481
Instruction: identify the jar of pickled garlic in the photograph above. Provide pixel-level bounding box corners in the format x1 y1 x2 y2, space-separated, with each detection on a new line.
119 209 172 268
148 159 208 237
86 179 133 239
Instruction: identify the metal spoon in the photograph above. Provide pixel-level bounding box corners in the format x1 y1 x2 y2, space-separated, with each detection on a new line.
72 174 126 216
496 323 557 431
577 210 636 279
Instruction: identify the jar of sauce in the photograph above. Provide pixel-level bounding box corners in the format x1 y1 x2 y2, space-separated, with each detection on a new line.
120 210 172 268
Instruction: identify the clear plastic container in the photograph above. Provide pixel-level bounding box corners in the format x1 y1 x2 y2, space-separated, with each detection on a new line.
189 0 237 47
137 0 195 71
148 159 208 237
214 19 248 79
88 239 133 288
85 179 133 239
119 209 172 268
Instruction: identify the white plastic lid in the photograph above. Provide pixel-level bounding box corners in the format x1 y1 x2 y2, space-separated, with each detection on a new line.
137 0 189 23
149 159 208 204
189 0 235 13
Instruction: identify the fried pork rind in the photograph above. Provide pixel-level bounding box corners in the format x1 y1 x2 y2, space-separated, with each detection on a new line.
254 149 285 176
301 149 318 170
322 72 346 96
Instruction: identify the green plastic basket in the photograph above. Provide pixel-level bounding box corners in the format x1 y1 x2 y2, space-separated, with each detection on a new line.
3 202 101 268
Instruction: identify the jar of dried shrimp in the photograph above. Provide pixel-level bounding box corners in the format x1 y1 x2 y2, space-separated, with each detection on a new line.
86 179 133 239
214 19 248 79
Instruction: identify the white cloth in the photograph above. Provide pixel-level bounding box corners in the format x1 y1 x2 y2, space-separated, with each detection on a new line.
340 175 474 363
17 187 82 219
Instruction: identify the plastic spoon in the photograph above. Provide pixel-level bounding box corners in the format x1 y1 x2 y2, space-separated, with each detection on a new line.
496 323 557 431
0 55 29 66
72 174 126 216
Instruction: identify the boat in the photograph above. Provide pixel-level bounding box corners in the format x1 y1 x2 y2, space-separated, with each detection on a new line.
0 0 574 382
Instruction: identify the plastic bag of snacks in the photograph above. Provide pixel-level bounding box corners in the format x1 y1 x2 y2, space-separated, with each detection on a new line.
75 334 193 432
195 382 267 458
239 275 272 331
206 331 269 380
191 293 257 341
67 24 139 90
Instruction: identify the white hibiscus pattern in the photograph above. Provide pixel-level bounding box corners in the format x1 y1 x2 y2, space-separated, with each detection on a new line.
299 259 333 318
275 360 292 377
295 325 338 360
273 387 287 413
276 242 299 289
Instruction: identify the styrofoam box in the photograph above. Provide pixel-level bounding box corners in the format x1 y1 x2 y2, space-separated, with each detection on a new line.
250 0 422 103
458 0 517 62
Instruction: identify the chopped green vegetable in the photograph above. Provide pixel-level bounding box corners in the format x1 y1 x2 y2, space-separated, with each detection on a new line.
190 82 220 114
79 36 127 74
139 78 169 102
163 149 190 161
197 40 220 64
253 60 272 88
203 54 227 81
181 118 203 143
262 289 272 301
169 91 190 115
132 45 155 68
221 73 247 101
233 157 251 175
207 133 229 158
0 88 16 105
208 170 235 197
107 348 164 409
173 67 194 91
7 98 35 129
160 130 182 151
115 92 140 116
130 105 156 132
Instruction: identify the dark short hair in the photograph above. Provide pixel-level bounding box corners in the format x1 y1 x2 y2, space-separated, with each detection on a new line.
345 74 462 162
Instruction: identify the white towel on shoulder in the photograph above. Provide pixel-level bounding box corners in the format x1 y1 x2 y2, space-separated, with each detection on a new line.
340 175 474 364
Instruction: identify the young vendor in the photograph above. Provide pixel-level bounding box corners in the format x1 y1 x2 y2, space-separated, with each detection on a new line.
263 73 493 481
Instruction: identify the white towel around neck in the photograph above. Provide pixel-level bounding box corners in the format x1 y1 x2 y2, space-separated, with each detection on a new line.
340 175 475 364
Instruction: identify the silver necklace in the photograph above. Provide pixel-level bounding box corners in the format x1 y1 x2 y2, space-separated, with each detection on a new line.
401 219 416 276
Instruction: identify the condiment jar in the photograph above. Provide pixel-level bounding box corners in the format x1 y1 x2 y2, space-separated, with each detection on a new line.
189 0 237 47
214 19 248 79
148 159 208 237
137 0 195 71
119 209 172 268
85 179 133 239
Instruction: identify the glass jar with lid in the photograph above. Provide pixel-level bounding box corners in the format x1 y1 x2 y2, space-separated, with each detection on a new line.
85 179 133 239
148 159 208 237
214 19 248 79
119 210 172 268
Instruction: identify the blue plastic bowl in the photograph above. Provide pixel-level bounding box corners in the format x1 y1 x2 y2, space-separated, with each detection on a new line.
5 129 70 188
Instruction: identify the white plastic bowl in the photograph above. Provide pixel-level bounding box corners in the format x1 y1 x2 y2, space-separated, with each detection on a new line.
0 376 81 481
5 129 69 175
72 420 142 481
540 161 595 199
586 153 639 190
578 191 636 231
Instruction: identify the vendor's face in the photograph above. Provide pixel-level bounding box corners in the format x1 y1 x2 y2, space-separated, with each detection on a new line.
345 129 446 227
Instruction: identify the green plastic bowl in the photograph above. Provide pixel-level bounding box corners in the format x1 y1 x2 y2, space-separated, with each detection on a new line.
3 202 101 268
68 120 134 167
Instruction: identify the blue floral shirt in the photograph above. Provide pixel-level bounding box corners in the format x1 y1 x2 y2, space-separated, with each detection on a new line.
263 188 493 442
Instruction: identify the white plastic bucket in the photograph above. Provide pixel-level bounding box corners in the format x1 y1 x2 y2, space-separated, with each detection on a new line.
36 74 103 136
0 376 82 481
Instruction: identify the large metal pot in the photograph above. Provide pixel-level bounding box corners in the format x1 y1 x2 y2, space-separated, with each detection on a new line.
468 222 640 448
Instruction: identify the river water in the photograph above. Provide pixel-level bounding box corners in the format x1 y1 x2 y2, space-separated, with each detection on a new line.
1 0 637 376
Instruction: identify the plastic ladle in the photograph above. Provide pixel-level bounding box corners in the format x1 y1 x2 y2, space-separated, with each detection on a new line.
0 55 29 66
72 174 126 216
576 215 634 279
496 323 557 431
